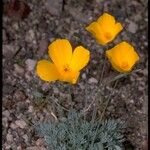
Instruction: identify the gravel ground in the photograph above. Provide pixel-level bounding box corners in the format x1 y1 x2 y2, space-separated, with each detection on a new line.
3 0 148 149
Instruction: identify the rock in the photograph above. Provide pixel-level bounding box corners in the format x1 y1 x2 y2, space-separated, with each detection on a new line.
38 39 48 57
107 105 115 112
3 29 7 42
2 110 10 117
25 59 37 71
15 120 27 129
25 72 32 81
144 42 148 46
143 69 148 76
36 138 44 146
17 146 22 150
25 29 35 42
22 134 28 143
45 0 63 16
67 7 89 23
130 100 134 104
82 73 86 79
6 133 13 142
88 77 98 84
53 87 59 94
5 145 11 149
13 90 26 101
2 117 9 128
14 64 24 75
143 95 148 114
13 22 19 30
10 123 18 129
138 85 144 91
3 44 19 59
127 21 138 33
28 106 33 113
134 14 142 22
78 83 85 90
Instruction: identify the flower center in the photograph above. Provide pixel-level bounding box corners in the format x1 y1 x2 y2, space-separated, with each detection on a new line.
121 62 129 69
64 67 69 72
63 64 70 73
105 33 112 40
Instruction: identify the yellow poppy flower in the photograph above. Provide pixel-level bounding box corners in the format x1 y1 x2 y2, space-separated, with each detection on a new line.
86 13 123 45
36 39 90 84
106 41 139 73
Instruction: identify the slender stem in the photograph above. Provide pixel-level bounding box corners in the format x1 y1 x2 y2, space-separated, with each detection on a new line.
98 56 106 85
50 111 58 122
100 80 118 121
83 98 96 113
91 101 97 124
68 84 73 109
53 99 69 111
83 54 107 113
90 80 118 147
98 45 108 84
83 84 88 122
104 69 142 85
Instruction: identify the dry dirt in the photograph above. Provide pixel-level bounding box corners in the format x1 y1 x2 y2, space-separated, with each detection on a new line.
2 0 148 149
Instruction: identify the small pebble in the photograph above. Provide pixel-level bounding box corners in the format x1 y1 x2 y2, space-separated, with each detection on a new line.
53 87 59 94
6 133 13 142
45 0 63 16
25 59 37 71
25 30 35 42
10 123 18 129
82 73 86 79
3 29 7 42
128 21 138 33
14 64 24 75
22 134 28 143
2 110 10 117
3 44 18 58
5 145 11 149
88 77 98 84
38 39 48 57
28 105 34 113
36 138 44 146
15 120 27 129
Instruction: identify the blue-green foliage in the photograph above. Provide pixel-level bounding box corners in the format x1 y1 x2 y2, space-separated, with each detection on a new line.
37 110 125 150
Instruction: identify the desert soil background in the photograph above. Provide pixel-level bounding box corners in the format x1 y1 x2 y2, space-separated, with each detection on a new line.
2 0 148 149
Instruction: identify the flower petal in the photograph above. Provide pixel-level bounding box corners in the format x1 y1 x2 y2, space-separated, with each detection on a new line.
59 71 80 84
86 21 115 45
86 13 123 45
115 23 123 35
86 22 105 44
36 60 60 81
106 41 139 73
97 13 123 43
70 46 90 71
48 39 72 68
97 13 116 27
